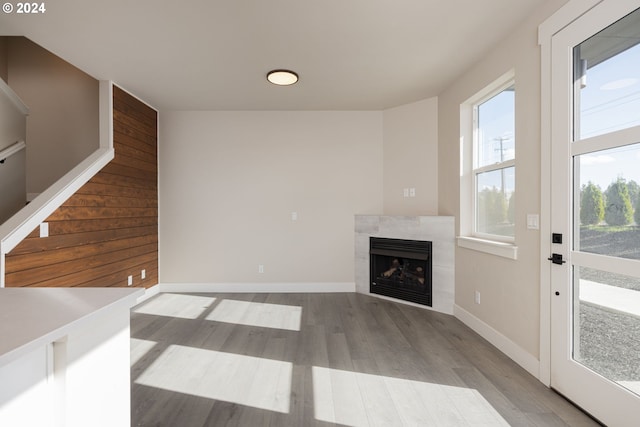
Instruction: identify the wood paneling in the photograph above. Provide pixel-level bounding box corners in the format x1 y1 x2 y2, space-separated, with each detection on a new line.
5 85 158 289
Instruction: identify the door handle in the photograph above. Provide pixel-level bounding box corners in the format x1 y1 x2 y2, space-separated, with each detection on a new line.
547 253 567 265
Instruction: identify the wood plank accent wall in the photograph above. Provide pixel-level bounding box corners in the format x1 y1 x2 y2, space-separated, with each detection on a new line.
5 86 158 288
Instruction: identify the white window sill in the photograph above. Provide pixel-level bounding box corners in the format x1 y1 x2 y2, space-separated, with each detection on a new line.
457 236 518 260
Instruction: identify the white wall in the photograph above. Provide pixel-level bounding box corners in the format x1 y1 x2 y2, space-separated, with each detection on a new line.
383 97 438 215
159 111 384 285
0 38 7 84
0 80 25 153
6 37 99 194
0 150 26 224
0 78 27 224
438 0 567 363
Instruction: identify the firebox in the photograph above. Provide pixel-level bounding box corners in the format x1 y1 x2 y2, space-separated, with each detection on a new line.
369 237 432 306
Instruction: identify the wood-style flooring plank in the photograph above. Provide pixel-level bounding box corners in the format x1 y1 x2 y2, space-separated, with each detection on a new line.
130 292 600 427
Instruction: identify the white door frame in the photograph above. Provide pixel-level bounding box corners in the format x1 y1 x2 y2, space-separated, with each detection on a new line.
540 0 640 424
538 0 602 388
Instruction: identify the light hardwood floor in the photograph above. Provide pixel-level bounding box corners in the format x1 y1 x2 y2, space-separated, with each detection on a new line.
130 292 600 426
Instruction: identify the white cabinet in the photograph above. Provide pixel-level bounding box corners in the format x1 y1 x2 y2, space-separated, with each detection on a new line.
0 288 143 427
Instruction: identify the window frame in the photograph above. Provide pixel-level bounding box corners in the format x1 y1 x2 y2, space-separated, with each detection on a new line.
472 81 516 243
458 70 518 259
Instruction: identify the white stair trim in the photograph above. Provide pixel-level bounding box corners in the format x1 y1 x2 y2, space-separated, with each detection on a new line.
0 78 29 115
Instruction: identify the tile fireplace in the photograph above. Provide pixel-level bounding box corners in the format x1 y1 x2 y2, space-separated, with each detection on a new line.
355 215 454 315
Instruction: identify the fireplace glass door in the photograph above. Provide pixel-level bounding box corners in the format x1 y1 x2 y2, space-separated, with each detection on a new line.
370 237 432 306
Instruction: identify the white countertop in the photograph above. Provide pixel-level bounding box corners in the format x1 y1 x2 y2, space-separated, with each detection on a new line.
0 287 144 367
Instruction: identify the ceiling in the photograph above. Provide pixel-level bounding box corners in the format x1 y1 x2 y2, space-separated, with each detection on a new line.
0 0 549 111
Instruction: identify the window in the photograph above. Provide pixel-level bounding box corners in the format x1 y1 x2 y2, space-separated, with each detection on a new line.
474 84 515 240
573 9 640 141
459 71 517 259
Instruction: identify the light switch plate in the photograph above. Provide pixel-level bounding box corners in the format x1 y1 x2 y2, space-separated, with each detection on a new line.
527 214 540 230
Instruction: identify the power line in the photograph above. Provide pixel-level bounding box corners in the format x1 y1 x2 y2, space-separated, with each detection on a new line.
581 118 640 138
581 89 640 116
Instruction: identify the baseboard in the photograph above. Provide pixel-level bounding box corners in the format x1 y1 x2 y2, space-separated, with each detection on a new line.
158 282 356 293
134 284 161 305
454 304 540 380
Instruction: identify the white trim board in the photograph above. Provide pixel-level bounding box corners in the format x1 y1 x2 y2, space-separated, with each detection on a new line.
454 304 540 380
0 149 113 253
0 141 26 161
538 0 601 42
159 282 356 294
456 236 518 260
134 284 161 306
537 0 605 388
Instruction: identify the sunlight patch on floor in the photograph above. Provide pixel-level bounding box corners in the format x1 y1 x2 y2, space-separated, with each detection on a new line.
135 344 292 413
133 293 216 319
312 366 510 426
130 338 157 366
206 299 302 331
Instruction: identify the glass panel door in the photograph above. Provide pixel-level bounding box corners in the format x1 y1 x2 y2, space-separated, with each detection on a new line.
574 143 640 397
550 2 640 425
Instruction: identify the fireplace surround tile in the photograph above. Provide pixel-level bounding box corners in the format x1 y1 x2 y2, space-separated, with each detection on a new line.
355 215 455 314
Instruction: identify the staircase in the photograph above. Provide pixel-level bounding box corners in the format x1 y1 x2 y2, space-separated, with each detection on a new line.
0 81 114 286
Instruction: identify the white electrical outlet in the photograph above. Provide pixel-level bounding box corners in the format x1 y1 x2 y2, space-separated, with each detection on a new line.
475 291 481 304
409 188 416 197
128 275 133 286
258 265 264 274
403 188 409 198
39 222 49 238
291 212 298 221
141 269 146 279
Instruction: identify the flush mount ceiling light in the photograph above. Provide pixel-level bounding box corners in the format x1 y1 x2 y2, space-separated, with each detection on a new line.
267 69 298 86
